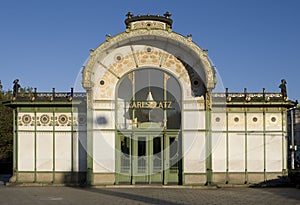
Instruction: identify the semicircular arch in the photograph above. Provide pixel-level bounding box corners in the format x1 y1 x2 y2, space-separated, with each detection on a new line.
83 29 216 92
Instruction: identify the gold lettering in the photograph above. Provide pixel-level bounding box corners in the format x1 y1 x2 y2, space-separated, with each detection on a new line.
158 102 164 108
129 101 173 109
150 102 157 108
137 101 142 108
131 102 136 108
164 101 168 108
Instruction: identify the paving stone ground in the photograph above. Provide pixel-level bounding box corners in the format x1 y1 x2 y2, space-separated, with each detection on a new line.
0 186 299 205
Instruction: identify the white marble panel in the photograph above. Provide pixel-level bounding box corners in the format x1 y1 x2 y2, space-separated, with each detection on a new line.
212 133 226 172
93 131 115 173
72 131 79 172
212 113 226 132
93 101 115 110
183 132 206 173
183 111 205 130
247 113 263 131
228 133 245 172
71 131 87 172
36 132 53 171
228 113 245 131
93 111 115 129
266 133 282 172
73 113 87 132
183 98 205 110
265 113 282 131
247 134 264 172
55 132 72 171
77 132 87 172
18 132 34 171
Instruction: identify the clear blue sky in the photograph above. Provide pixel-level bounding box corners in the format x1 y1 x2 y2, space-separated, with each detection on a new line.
0 0 299 101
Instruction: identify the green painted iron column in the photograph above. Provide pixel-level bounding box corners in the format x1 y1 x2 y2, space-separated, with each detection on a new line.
86 90 94 185
205 91 212 185
15 107 19 182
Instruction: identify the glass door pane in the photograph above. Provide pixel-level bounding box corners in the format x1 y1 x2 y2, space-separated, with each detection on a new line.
137 137 146 174
169 137 178 172
116 134 131 184
153 137 162 173
120 136 130 173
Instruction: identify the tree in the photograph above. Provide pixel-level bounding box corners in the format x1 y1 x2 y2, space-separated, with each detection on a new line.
0 80 13 168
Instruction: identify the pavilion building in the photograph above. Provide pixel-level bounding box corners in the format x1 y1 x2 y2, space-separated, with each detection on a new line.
4 13 296 186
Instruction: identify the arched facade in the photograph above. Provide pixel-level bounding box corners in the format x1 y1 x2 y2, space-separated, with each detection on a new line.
82 13 216 185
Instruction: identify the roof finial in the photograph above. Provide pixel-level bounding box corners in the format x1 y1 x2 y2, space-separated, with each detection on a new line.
164 11 171 19
126 12 134 19
106 34 111 42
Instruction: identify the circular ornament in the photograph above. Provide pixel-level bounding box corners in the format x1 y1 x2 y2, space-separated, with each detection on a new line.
40 114 50 125
59 114 68 125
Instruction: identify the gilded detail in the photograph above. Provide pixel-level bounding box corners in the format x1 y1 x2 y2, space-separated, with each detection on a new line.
82 29 215 91
131 20 166 30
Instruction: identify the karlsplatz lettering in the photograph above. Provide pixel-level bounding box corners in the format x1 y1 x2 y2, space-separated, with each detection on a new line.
129 101 173 109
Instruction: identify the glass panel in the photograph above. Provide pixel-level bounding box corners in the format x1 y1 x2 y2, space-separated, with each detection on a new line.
167 77 181 129
153 137 162 172
138 137 146 156
117 68 182 129
117 76 133 129
138 137 146 173
120 136 130 173
169 137 178 172
153 137 161 155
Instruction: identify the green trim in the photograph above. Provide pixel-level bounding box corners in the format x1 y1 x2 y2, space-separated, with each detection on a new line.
91 129 118 132
205 92 212 185
86 108 93 185
180 129 206 132
18 107 73 112
34 108 37 182
71 109 74 172
211 130 284 134
93 100 115 103
182 109 205 111
244 110 248 183
226 109 229 183
281 110 285 173
52 109 55 183
15 108 19 182
18 130 74 133
93 108 115 111
263 109 266 181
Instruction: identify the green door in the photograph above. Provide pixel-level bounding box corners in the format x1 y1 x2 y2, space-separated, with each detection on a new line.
132 134 163 184
116 134 132 184
164 133 181 184
116 131 181 185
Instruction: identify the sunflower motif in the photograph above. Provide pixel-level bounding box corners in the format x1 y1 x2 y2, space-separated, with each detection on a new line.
40 114 50 125
22 114 31 125
58 114 68 125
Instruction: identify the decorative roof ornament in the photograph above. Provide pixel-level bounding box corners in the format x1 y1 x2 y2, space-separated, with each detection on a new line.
164 11 172 19
187 34 192 41
124 12 173 32
126 12 134 19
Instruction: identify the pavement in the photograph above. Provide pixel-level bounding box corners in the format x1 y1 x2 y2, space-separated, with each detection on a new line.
0 186 300 205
